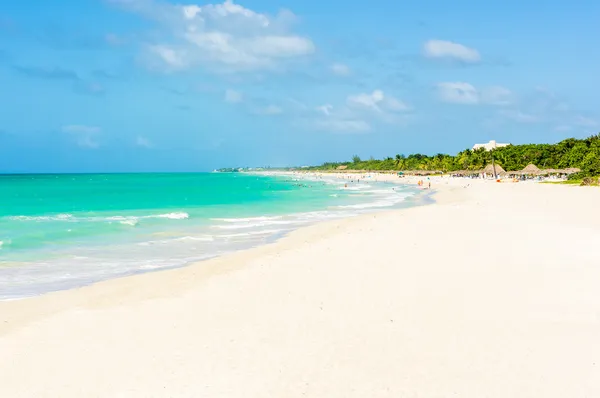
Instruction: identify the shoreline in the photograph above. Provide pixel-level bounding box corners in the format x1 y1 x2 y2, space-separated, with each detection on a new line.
0 173 433 330
0 172 421 301
2 175 600 396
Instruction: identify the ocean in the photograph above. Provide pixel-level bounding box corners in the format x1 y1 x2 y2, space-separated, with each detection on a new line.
0 172 421 300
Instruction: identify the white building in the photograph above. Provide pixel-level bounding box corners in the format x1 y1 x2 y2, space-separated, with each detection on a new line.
472 140 510 151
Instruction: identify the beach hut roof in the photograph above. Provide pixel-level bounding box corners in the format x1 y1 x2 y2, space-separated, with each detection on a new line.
537 167 580 175
482 163 506 175
521 164 541 174
336 165 348 170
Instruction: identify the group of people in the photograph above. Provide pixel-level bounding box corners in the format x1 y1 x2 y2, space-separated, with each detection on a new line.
417 179 431 189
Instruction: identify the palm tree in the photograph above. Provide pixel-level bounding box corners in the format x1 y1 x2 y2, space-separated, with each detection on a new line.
395 154 405 169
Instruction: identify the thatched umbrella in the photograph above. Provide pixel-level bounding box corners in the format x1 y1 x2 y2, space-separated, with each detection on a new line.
521 163 541 175
481 163 506 176
336 165 348 170
540 167 580 175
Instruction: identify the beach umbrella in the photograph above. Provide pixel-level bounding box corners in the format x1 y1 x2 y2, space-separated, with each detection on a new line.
521 164 541 175
481 163 506 175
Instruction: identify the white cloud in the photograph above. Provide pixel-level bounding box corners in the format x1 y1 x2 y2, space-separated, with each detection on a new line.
330 63 351 76
436 82 479 104
312 102 370 133
385 96 410 112
317 104 333 115
114 0 315 71
136 135 153 148
312 90 408 134
423 40 481 63
149 45 188 69
347 90 409 113
224 89 243 103
348 90 384 111
305 89 411 134
61 125 101 148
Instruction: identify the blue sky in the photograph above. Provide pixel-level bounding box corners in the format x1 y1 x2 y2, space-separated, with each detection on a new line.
1 0 599 172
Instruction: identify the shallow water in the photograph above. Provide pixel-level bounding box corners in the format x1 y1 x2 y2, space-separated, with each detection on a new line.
0 172 421 299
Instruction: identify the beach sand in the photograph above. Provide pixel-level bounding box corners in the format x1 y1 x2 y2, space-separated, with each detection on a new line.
1 177 600 397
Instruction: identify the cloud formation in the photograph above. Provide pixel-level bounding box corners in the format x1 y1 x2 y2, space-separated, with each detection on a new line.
111 0 315 71
347 90 409 112
312 89 410 133
423 40 481 63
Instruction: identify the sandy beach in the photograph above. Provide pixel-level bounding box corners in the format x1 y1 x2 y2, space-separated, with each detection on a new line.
1 176 600 397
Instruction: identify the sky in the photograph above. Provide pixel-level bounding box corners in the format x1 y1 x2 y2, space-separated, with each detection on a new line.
0 0 599 172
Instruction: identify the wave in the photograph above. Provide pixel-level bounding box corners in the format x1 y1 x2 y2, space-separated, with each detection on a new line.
0 239 12 249
138 235 214 246
360 189 398 194
211 216 282 223
154 212 189 220
336 194 410 209
6 212 190 223
340 185 373 191
210 208 365 231
106 212 189 222
7 213 74 222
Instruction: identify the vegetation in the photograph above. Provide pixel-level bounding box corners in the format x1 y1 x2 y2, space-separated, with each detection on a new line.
545 177 600 186
308 134 600 179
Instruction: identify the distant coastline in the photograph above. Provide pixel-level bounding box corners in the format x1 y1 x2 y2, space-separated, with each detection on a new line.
216 134 600 181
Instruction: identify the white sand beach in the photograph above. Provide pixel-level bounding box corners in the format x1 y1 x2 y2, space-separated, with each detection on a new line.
1 178 600 397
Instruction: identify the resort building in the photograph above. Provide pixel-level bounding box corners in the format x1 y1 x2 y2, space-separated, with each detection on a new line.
472 140 510 151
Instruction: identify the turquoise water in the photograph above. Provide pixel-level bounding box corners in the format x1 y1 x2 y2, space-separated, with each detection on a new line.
0 172 419 299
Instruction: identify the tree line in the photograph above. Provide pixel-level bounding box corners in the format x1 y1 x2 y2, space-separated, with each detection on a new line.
308 134 600 178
